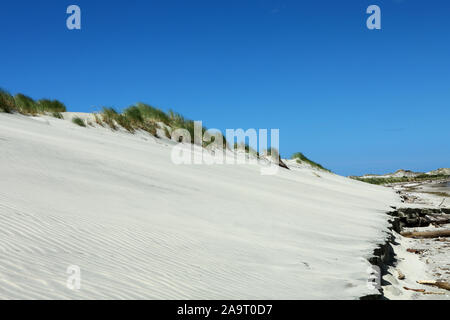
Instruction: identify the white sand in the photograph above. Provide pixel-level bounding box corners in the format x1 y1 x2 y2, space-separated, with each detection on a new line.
0 113 400 299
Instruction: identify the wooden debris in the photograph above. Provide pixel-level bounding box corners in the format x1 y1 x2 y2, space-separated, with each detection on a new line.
401 230 450 239
403 287 425 293
417 280 450 291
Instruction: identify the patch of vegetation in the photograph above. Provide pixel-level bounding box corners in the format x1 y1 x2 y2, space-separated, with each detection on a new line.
263 147 280 159
37 99 67 113
52 112 63 119
116 114 135 133
1 89 69 116
2 89 283 156
352 174 450 185
14 94 38 114
72 116 86 127
137 103 171 125
124 106 144 126
292 152 331 172
101 107 119 130
164 126 171 139
0 89 16 113
93 113 104 126
167 110 209 144
141 121 157 136
234 142 259 156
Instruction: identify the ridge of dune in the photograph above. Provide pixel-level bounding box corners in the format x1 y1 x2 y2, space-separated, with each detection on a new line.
0 113 400 299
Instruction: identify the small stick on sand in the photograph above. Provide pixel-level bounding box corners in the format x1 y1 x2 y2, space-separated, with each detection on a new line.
403 287 425 293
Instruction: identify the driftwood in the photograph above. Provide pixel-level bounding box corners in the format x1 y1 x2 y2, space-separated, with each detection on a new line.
403 287 425 293
403 287 446 295
401 230 450 239
417 280 450 291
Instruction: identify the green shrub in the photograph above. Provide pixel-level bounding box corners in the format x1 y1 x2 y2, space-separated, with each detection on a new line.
0 89 16 113
72 116 86 127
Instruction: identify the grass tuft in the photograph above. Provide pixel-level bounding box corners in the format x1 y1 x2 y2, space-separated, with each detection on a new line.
0 89 17 113
14 94 37 114
37 99 67 113
137 103 170 125
72 116 86 127
101 107 119 130
52 112 63 119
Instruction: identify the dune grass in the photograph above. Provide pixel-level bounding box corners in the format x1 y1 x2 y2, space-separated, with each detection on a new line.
52 112 63 119
234 142 259 156
0 89 16 113
101 107 119 130
2 89 275 155
1 89 68 116
292 152 331 172
137 103 171 125
72 116 86 127
37 99 67 113
14 94 38 114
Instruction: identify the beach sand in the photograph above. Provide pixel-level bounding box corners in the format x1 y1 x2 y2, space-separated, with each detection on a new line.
0 112 402 299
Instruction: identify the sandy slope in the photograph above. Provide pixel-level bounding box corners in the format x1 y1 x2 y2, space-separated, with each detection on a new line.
0 113 399 299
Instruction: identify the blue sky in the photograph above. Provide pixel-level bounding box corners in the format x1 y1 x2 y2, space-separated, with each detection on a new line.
1 0 449 176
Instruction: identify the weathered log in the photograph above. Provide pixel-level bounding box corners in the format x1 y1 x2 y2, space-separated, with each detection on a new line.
417 280 450 291
403 287 425 293
401 230 450 239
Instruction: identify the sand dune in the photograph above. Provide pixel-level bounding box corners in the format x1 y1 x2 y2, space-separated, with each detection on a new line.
0 113 399 299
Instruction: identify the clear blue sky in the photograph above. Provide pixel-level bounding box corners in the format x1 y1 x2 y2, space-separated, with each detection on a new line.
1 0 449 176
